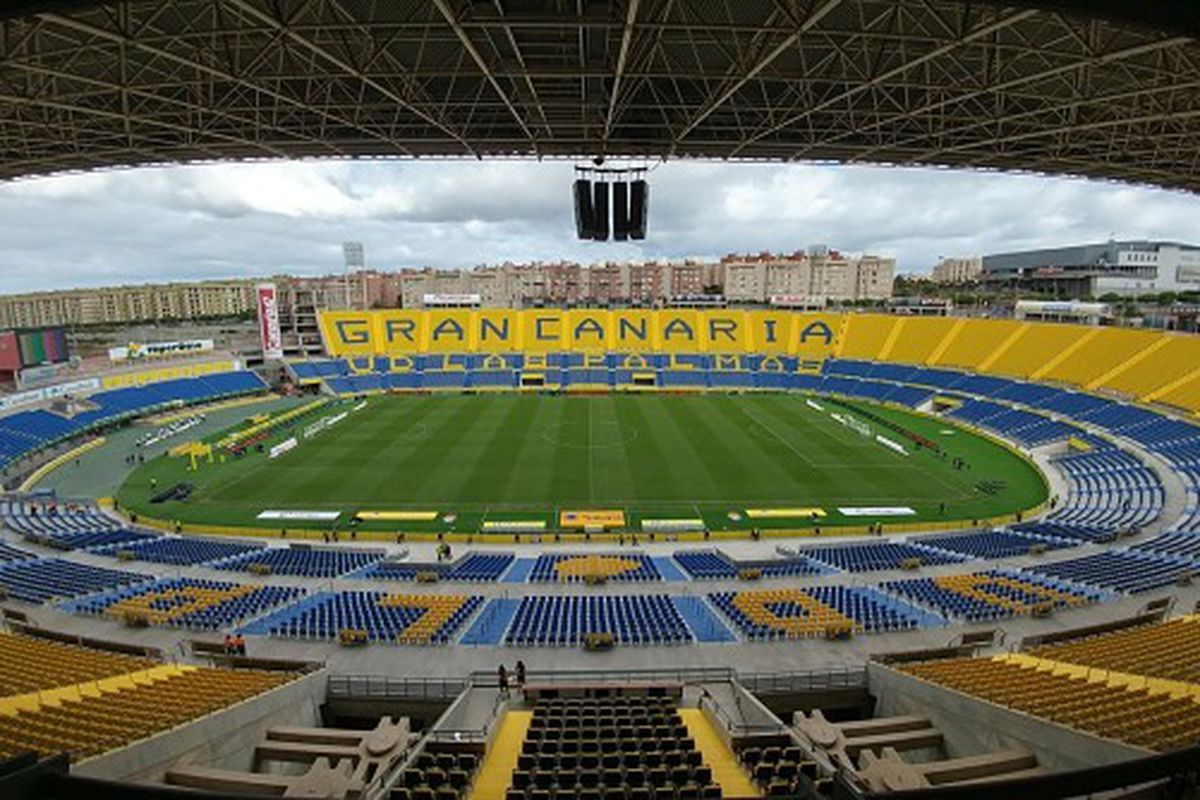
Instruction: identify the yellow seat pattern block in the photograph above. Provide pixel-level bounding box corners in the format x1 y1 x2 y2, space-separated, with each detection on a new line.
985 324 1091 378
731 589 859 638
1156 373 1200 414
1039 328 1160 386
553 555 644 580
378 594 472 645
104 584 259 626
885 317 958 365
935 319 1023 371
1098 336 1200 399
930 574 1090 615
838 316 900 360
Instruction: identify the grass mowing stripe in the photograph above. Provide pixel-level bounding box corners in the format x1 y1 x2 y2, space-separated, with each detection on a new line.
612 395 682 506
114 393 1048 531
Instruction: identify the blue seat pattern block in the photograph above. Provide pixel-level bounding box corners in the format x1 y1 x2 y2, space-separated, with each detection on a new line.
1042 449 1164 535
0 558 150 603
916 530 1077 560
673 550 824 580
2 499 161 551
1021 550 1192 594
526 553 663 583
0 542 35 562
360 552 515 582
504 594 693 646
217 546 385 578
60 577 304 631
93 536 265 566
2 499 123 535
880 570 1100 623
1131 531 1200 563
800 541 966 573
707 586 933 640
251 590 483 644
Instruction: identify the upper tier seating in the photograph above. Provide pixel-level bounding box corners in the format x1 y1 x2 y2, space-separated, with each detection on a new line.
1028 617 1200 684
0 557 148 602
0 370 266 468
62 577 305 631
505 595 691 646
256 591 482 644
527 554 662 583
506 696 721 800
916 529 1076 559
880 571 1097 622
800 541 966 573
0 665 296 762
673 550 823 580
217 546 385 578
899 656 1200 751
0 632 156 696
94 536 265 566
1021 550 1192 594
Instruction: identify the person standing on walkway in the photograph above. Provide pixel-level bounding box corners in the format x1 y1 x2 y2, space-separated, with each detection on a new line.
515 660 527 695
498 663 509 698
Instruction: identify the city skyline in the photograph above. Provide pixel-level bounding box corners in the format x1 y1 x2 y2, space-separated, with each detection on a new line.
3 159 1200 295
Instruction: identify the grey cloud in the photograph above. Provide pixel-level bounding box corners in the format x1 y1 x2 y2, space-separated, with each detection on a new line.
0 159 1198 295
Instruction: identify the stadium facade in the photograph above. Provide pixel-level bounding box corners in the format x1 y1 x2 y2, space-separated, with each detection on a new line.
982 240 1200 297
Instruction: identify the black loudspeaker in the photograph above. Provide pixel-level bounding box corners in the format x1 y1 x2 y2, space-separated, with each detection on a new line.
574 179 595 240
612 181 630 241
629 179 648 239
592 181 610 241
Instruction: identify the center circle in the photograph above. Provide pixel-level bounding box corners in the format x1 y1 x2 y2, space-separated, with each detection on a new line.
539 420 638 449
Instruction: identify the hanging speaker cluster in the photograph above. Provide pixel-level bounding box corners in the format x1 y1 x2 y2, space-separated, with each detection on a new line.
573 165 648 241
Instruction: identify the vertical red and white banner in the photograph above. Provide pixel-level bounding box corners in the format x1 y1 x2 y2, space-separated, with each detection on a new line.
256 283 284 359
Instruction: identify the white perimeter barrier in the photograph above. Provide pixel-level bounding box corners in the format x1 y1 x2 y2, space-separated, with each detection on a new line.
268 437 297 459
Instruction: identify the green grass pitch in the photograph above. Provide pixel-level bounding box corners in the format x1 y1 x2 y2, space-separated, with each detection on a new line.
116 393 1048 533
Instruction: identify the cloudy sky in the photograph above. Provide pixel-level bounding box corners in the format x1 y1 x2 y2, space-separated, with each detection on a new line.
1 158 1199 295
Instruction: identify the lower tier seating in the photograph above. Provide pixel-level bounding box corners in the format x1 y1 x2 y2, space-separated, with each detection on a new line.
1130 531 1200 563
363 552 515 582
708 587 928 639
800 541 966 573
880 571 1098 622
1022 550 1191 594
254 591 482 644
0 558 148 603
61 577 304 631
217 546 385 578
96 536 265 566
916 529 1075 559
527 554 662 583
505 595 691 646
673 550 823 580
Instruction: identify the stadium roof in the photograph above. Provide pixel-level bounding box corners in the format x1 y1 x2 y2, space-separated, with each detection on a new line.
1 1 1199 188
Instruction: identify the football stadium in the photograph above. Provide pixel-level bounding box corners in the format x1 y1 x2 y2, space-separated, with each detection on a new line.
2 2 1200 800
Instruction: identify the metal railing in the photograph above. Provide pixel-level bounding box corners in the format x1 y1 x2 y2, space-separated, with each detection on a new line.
328 665 867 701
327 674 469 700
